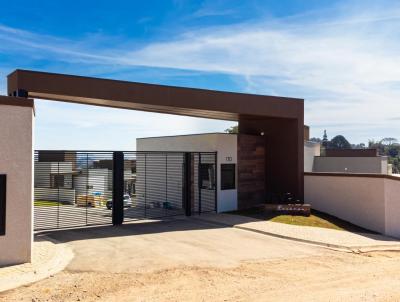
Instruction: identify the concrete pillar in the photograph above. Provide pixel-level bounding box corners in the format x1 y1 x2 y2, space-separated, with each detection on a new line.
238 115 304 203
0 96 34 266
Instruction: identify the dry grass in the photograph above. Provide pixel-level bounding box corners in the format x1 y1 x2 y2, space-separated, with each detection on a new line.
231 208 374 233
268 213 346 230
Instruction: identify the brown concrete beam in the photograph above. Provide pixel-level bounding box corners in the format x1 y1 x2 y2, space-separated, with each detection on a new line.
0 95 34 108
7 70 303 121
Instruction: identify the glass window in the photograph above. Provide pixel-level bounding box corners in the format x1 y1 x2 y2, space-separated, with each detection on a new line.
199 164 215 190
51 174 65 188
221 164 236 190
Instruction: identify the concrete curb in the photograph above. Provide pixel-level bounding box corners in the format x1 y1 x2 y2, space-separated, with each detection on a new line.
194 217 400 253
0 236 74 293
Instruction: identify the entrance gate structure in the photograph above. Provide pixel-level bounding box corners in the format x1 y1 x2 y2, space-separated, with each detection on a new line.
1 70 304 265
33 150 217 231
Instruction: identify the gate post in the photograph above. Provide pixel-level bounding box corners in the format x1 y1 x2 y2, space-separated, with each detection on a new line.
112 151 124 225
183 153 192 216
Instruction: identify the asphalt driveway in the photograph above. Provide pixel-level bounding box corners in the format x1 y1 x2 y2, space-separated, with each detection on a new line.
41 217 328 274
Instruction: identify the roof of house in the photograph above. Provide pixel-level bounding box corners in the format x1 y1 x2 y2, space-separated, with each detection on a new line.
137 132 237 140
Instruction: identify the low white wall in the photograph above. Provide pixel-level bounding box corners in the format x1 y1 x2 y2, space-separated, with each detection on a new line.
0 101 34 266
384 178 400 238
305 173 400 237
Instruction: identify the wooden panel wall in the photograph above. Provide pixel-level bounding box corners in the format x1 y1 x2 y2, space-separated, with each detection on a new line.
237 134 266 209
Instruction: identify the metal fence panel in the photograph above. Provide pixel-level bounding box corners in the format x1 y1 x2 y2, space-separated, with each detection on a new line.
34 151 113 230
34 150 217 231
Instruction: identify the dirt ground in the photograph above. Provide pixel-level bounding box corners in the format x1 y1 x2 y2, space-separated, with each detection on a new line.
1 219 400 301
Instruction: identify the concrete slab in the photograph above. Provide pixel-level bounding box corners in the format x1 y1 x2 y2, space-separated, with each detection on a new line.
195 213 400 251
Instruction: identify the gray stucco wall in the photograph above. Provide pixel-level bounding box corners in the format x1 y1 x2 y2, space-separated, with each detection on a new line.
313 156 388 174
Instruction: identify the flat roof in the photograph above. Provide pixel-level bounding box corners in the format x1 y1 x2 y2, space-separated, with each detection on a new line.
137 132 237 140
7 70 303 121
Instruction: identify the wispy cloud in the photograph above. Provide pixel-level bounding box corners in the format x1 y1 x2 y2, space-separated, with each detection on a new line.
2 1 400 142
34 100 233 150
0 25 121 65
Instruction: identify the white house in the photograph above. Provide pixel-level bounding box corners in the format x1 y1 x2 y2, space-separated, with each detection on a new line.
73 168 113 202
34 161 75 204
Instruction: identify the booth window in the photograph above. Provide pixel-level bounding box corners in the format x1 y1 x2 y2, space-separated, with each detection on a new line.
51 174 65 188
221 164 236 190
199 164 215 190
0 175 6 236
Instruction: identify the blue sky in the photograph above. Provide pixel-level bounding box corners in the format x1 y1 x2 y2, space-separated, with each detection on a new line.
1 0 400 149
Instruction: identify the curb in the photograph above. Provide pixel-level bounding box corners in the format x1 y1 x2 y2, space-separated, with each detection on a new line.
0 236 74 293
194 217 400 253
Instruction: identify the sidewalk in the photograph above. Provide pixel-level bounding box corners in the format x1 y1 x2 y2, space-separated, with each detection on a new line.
0 236 73 292
195 213 400 252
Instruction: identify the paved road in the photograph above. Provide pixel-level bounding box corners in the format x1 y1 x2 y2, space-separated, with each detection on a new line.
4 217 400 301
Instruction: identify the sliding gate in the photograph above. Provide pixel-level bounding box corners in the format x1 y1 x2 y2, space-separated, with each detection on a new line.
34 150 217 231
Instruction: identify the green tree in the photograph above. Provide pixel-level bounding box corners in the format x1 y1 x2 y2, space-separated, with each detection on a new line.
351 143 366 149
369 137 400 173
389 157 400 174
310 137 321 143
225 125 238 134
388 145 399 158
381 137 398 145
328 135 351 149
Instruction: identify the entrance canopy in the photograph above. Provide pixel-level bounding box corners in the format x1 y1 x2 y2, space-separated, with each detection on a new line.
8 70 302 121
7 69 304 201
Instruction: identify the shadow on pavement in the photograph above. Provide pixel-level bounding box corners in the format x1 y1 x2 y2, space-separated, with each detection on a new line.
35 217 228 243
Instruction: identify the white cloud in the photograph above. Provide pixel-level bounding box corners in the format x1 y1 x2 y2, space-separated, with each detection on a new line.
120 3 400 142
2 1 400 143
34 100 234 150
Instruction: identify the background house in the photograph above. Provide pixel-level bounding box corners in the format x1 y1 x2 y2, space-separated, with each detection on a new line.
303 143 390 175
34 152 136 205
34 153 76 204
313 149 390 174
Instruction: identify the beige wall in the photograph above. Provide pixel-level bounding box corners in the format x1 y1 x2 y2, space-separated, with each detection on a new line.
305 174 400 237
0 104 34 266
384 178 400 238
313 156 388 174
